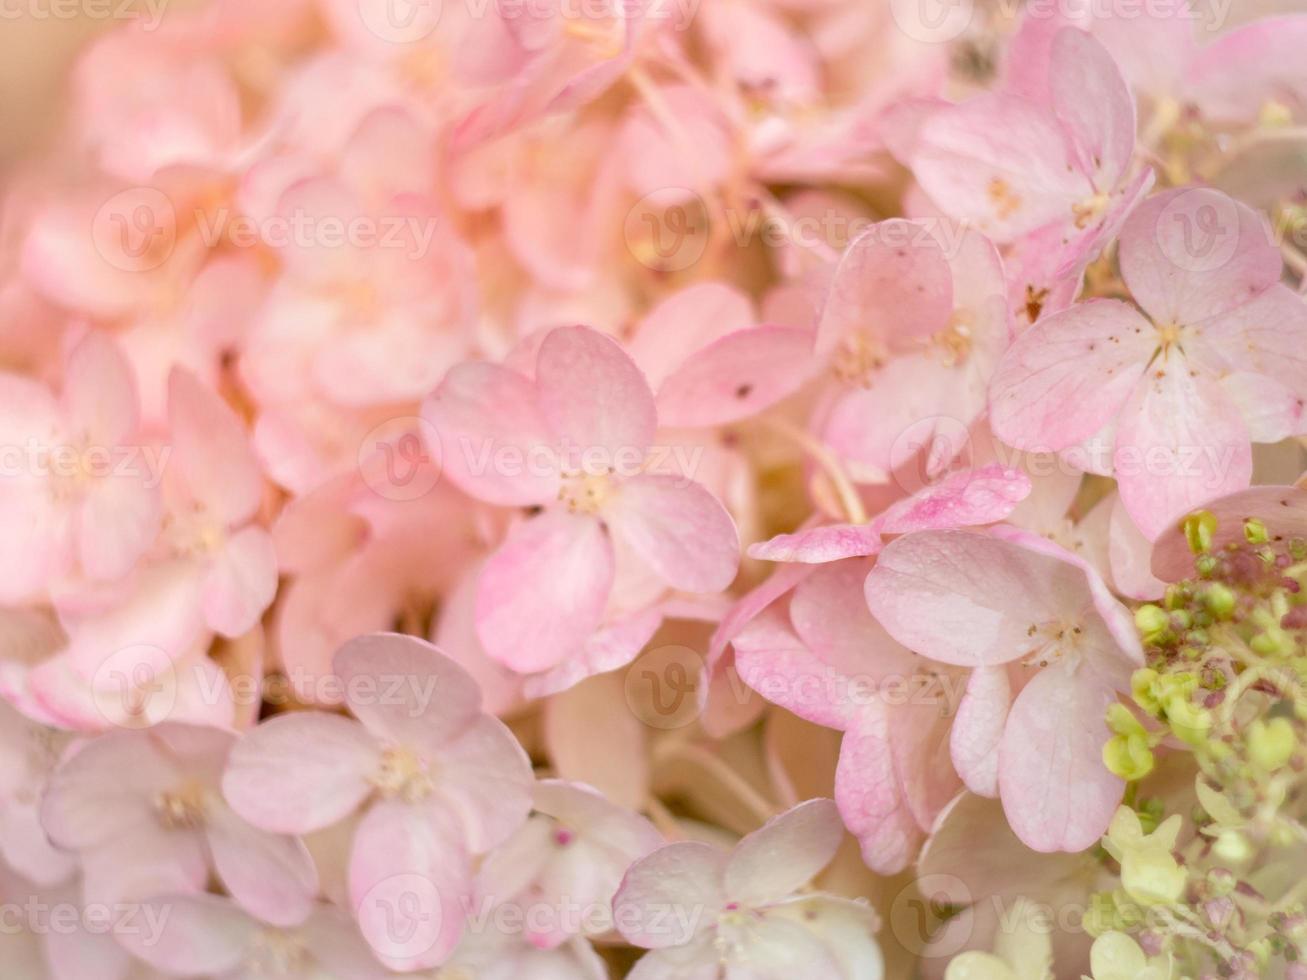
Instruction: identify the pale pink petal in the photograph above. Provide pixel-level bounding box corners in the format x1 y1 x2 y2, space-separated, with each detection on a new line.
40 731 176 848
333 632 482 750
724 799 842 907
535 326 657 463
430 715 533 854
1192 284 1307 401
791 561 916 679
204 802 318 928
656 326 815 428
998 665 1122 853
1048 28 1135 188
614 842 727 948
167 368 262 525
628 282 756 388
1108 497 1166 601
989 299 1153 452
950 667 1011 798
475 511 615 673
1150 485 1307 582
348 800 472 971
117 894 256 976
734 609 854 731
913 96 1089 239
1118 188 1282 327
77 467 161 581
604 474 739 594
1113 362 1252 541
221 712 380 834
864 530 1094 668
203 526 277 638
61 330 139 447
421 361 558 506
1186 15 1307 122
815 221 953 356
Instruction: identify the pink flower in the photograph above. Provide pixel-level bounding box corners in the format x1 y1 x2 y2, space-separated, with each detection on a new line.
990 187 1307 539
911 27 1152 316
864 527 1143 852
40 722 318 926
117 894 387 980
0 700 75 886
476 779 661 949
731 559 963 873
812 219 1011 482
423 325 740 676
158 368 276 638
613 799 884 979
221 633 532 969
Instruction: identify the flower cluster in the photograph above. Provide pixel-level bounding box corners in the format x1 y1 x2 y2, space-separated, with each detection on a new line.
1 1 1306 978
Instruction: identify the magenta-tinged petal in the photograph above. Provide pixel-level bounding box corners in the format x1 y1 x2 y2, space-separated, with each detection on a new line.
998 665 1122 853
1048 28 1135 189
348 800 472 971
875 465 1033 535
167 368 263 526
1113 361 1253 541
724 799 842 907
203 525 277 638
1150 485 1307 582
333 632 482 751
1185 15 1307 122
604 474 739 594
950 667 1011 798
614 842 727 949
864 530 1094 668
116 894 256 976
204 802 318 928
989 299 1153 452
815 220 954 355
421 361 559 506
1118 188 1282 327
475 510 615 673
221 712 380 834
747 523 882 564
535 326 657 465
656 326 815 428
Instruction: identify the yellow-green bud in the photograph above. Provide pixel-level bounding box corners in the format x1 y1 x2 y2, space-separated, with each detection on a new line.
1132 668 1162 715
1104 734 1155 781
1251 627 1295 658
1164 693 1212 746
1244 518 1269 544
1203 583 1236 619
1184 510 1218 554
1135 604 1170 642
1248 717 1296 771
1212 829 1253 864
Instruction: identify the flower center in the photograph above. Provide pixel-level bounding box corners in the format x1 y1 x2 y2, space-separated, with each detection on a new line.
931 311 974 367
1156 321 1184 355
557 471 613 515
164 503 226 560
832 330 888 387
1073 192 1112 229
154 782 209 829
372 746 435 803
1021 620 1085 669
988 178 1022 220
